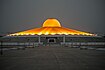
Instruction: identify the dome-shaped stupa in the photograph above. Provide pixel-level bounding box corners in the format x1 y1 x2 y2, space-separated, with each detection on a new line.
43 18 61 27
8 18 94 36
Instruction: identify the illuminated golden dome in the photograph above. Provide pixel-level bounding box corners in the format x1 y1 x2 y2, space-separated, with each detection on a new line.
43 18 61 27
8 18 95 36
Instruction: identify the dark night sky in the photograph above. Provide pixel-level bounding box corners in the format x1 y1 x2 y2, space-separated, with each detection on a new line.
0 0 105 34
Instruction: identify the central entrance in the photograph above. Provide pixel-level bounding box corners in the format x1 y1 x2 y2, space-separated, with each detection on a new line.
40 36 64 46
48 38 56 43
46 37 58 46
46 37 57 44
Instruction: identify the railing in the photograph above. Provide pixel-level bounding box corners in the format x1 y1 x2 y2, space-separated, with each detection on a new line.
61 42 105 46
0 42 105 46
0 42 43 46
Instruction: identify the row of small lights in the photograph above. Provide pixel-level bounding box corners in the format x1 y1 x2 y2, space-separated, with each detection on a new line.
7 33 95 36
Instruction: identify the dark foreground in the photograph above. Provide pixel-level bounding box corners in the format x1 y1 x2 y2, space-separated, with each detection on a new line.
0 47 105 70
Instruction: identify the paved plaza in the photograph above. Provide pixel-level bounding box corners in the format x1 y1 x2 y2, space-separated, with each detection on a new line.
0 47 105 70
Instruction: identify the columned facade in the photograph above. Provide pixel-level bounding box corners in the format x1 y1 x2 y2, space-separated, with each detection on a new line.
1 35 105 47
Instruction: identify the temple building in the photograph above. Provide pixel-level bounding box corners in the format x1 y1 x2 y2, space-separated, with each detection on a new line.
1 18 105 47
8 18 94 36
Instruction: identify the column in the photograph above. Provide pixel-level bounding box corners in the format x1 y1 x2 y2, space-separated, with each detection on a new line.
38 35 41 44
63 35 65 44
0 41 3 55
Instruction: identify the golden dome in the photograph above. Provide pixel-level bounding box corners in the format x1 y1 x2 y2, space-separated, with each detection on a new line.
9 18 95 36
42 18 61 27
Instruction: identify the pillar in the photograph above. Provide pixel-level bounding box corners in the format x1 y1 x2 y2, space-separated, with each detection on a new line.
38 35 41 44
0 41 3 55
63 35 65 44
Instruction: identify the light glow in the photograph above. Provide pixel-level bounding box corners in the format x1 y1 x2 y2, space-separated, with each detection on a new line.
43 18 61 27
9 18 95 36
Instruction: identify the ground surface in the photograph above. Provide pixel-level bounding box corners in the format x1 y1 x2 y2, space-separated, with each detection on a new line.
0 47 105 70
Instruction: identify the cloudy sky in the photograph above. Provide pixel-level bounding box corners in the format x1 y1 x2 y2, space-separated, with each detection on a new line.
0 0 105 34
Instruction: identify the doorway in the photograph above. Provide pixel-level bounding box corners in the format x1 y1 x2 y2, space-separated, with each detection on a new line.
48 38 56 43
